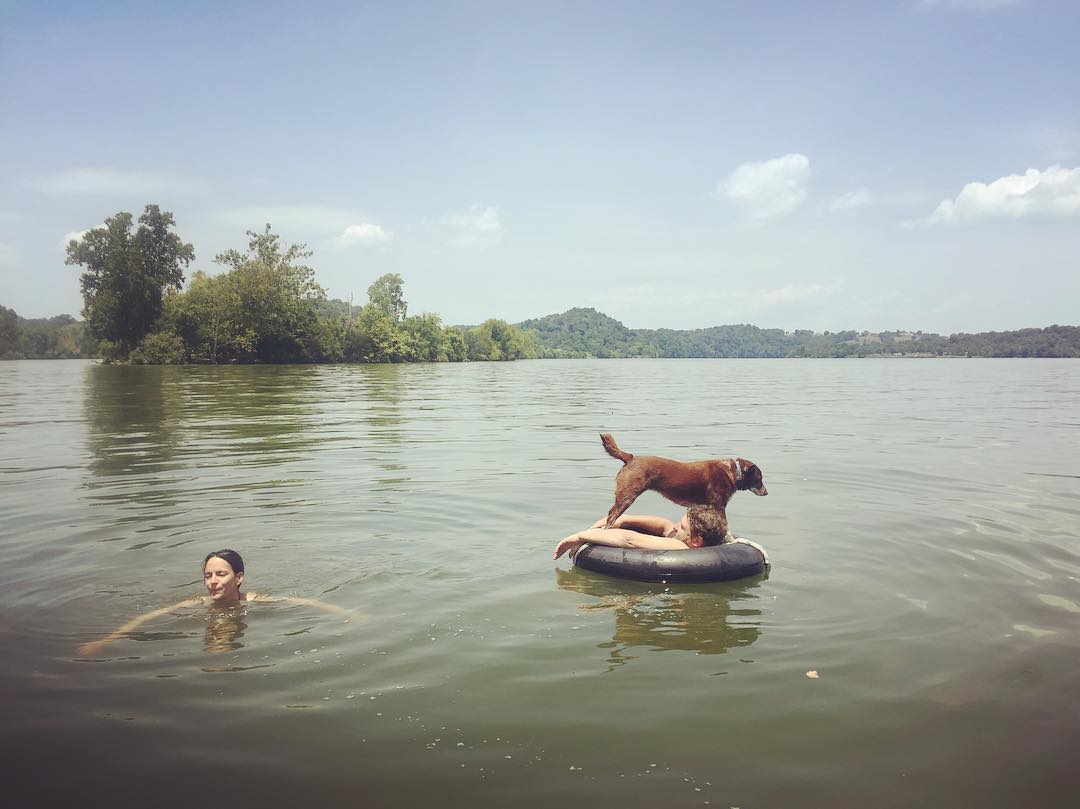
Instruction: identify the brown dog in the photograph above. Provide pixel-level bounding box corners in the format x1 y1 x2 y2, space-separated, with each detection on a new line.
600 433 767 532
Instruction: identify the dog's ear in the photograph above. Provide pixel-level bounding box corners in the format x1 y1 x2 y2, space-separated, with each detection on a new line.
737 460 761 482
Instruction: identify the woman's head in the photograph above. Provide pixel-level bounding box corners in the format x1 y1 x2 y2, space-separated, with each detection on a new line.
203 549 245 604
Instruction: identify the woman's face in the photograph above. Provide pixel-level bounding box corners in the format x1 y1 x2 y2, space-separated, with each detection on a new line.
204 556 243 604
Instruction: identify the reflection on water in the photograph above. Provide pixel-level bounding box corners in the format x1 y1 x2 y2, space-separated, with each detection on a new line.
83 364 183 479
203 603 250 653
555 568 765 667
351 364 410 484
82 364 335 482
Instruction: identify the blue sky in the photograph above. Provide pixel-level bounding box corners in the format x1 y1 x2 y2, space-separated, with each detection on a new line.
1 0 1078 332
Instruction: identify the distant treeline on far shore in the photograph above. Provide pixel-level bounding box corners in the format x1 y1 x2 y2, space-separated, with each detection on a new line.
6 303 1078 362
2 204 1077 362
518 308 1080 359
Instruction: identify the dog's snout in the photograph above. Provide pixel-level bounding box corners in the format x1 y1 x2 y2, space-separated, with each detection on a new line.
752 486 768 496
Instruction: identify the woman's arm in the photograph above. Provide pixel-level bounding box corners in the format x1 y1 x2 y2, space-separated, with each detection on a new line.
77 598 203 657
554 528 688 560
249 593 356 619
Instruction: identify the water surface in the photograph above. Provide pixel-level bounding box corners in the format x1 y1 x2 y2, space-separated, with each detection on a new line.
1 359 1078 807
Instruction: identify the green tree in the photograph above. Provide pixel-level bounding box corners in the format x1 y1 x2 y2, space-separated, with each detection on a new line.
443 327 468 362
162 271 249 363
65 205 194 359
367 273 407 322
344 304 413 362
466 319 540 361
0 305 18 357
404 312 455 361
212 225 327 362
128 331 187 364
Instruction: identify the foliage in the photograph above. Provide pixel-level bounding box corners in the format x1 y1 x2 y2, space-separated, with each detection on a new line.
208 225 328 362
465 319 541 361
0 305 21 357
331 276 471 364
162 271 246 363
519 309 1080 359
65 205 194 358
404 312 456 362
367 273 407 322
128 331 187 364
476 301 1079 363
519 308 642 358
343 304 414 362
0 306 95 359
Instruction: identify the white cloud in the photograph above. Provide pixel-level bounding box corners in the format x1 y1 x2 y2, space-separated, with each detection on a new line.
827 189 874 212
334 222 392 248
442 205 502 248
713 153 811 221
39 167 207 195
925 165 1080 224
61 229 91 247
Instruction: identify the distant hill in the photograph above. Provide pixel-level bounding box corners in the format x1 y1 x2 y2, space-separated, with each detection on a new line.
516 308 1080 358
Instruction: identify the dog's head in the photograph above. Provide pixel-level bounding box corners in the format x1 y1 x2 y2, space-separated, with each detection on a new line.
736 459 767 496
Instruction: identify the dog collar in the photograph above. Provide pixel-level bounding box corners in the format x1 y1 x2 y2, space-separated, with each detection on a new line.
734 459 743 481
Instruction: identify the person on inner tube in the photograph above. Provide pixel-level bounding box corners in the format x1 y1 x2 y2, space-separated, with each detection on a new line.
553 505 730 560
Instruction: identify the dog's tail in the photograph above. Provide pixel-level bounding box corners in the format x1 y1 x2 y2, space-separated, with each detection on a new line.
600 433 634 465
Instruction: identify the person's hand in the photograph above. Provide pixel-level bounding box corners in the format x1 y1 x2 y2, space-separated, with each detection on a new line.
554 535 585 560
590 517 607 529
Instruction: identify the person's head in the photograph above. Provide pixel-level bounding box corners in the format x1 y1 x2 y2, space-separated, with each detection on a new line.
684 506 730 548
203 549 245 604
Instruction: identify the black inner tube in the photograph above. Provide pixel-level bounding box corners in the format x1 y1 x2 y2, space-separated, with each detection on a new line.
573 541 767 583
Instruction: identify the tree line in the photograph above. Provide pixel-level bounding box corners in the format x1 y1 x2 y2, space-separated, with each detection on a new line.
0 307 96 359
518 308 1080 359
12 204 540 364
5 209 1076 361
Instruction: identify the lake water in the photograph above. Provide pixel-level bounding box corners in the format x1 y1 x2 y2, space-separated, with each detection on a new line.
1 358 1078 808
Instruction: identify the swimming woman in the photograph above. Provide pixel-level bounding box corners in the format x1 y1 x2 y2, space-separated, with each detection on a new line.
77 549 351 657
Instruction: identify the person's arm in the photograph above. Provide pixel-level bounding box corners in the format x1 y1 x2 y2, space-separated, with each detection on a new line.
589 515 676 535
249 593 357 619
554 528 688 560
77 597 203 657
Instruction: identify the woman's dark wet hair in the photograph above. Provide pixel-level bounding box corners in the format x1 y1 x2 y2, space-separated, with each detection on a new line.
203 549 245 575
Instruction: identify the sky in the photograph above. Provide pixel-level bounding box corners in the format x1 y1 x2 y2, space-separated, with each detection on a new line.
1 0 1078 333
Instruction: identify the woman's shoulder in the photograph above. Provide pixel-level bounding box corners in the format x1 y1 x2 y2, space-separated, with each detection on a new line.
244 591 271 602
